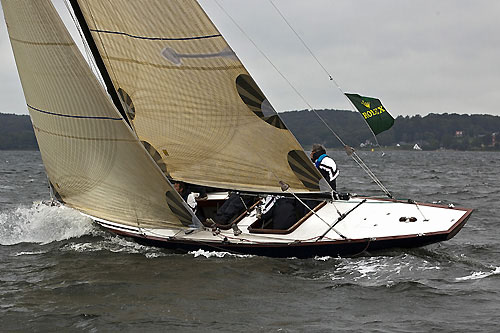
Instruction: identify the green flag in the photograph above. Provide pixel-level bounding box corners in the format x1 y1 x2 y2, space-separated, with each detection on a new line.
345 93 394 135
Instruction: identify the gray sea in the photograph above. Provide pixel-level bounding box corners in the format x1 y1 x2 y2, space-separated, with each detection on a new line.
0 150 498 332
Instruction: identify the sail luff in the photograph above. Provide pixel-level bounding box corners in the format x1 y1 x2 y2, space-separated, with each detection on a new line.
67 0 131 128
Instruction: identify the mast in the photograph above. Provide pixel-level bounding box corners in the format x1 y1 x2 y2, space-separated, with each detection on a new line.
68 0 131 127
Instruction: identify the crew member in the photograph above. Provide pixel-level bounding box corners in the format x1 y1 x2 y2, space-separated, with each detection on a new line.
258 195 311 230
173 181 198 213
210 193 255 225
310 144 339 191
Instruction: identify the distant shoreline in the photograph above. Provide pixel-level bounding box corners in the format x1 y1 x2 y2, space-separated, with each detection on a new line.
0 148 39 151
1 110 499 151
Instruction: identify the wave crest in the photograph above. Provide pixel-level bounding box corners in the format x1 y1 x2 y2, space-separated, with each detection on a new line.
456 267 500 281
0 203 94 245
189 249 254 259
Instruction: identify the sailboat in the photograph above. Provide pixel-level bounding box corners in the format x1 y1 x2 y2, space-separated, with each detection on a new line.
2 0 472 258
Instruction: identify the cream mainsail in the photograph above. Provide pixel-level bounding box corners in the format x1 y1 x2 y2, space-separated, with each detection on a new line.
74 0 328 193
2 0 199 229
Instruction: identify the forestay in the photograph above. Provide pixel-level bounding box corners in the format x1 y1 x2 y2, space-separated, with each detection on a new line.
2 0 198 229
74 0 328 193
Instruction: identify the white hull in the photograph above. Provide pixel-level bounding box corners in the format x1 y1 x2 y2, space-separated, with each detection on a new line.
89 195 472 258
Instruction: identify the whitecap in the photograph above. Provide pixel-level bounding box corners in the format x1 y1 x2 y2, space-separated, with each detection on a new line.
0 203 95 245
314 256 333 262
145 252 163 258
62 242 100 253
323 254 443 284
189 249 254 258
61 235 167 258
455 267 500 281
14 250 46 256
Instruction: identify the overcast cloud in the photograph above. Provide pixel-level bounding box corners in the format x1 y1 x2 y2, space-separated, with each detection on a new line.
1 0 499 116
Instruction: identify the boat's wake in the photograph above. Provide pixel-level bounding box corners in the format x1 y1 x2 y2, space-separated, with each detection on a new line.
305 246 499 288
0 202 94 245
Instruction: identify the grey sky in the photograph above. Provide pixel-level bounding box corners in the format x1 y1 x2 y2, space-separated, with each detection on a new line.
1 0 499 116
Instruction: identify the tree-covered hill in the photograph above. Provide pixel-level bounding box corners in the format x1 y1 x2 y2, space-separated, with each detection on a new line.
0 111 498 151
281 110 500 151
0 113 37 150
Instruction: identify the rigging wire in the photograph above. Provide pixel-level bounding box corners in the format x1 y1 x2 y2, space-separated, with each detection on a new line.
408 199 429 221
214 0 392 198
213 0 346 150
207 0 352 225
268 0 387 155
267 0 390 194
213 0 390 210
267 0 342 93
285 189 346 239
239 143 348 239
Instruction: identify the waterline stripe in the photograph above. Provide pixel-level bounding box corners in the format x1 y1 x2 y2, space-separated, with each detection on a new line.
28 104 122 120
90 29 222 41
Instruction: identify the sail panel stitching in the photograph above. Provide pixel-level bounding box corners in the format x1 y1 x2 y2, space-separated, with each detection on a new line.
32 125 136 142
28 104 122 121
105 56 244 71
90 29 222 41
10 37 74 47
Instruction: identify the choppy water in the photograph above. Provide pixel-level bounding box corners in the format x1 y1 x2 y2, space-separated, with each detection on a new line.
1 150 498 332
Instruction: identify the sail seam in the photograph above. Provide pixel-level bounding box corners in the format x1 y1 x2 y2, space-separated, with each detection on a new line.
28 104 122 120
32 125 136 142
105 56 244 71
10 37 74 47
89 29 222 41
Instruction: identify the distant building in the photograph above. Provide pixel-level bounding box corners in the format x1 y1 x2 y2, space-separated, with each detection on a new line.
359 140 373 148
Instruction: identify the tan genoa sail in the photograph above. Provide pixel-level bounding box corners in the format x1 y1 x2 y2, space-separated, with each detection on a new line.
2 0 199 229
74 0 328 193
